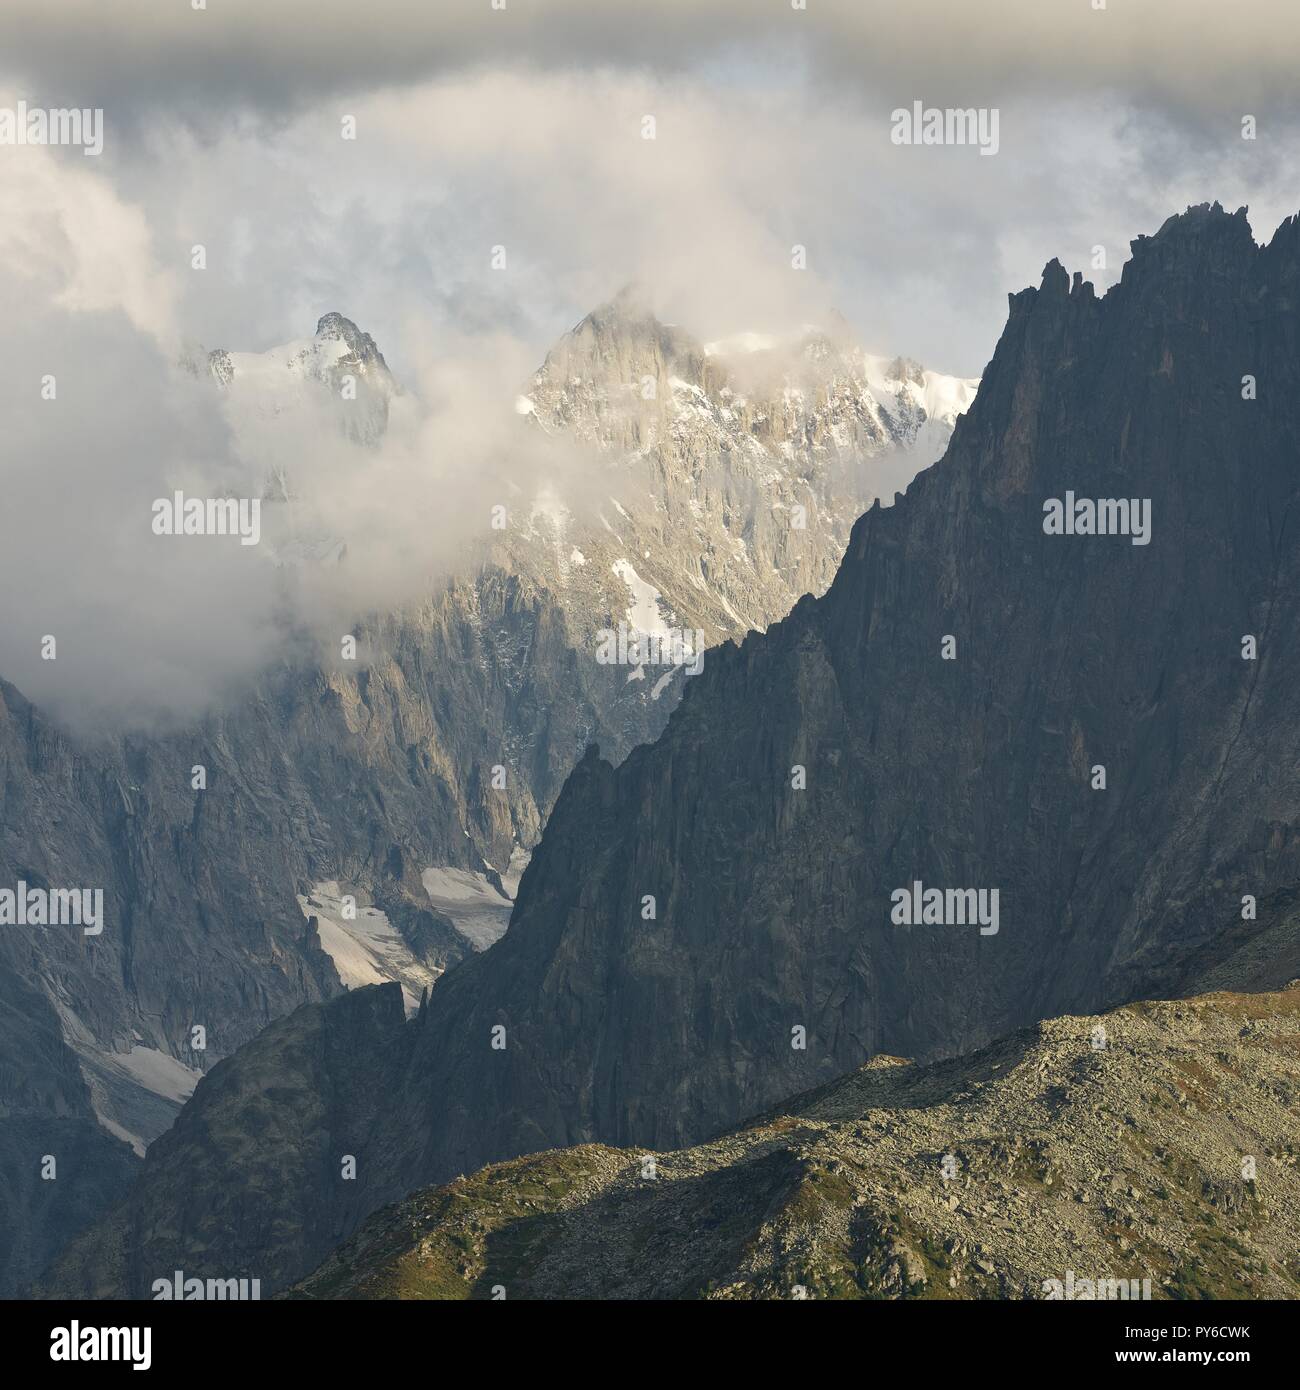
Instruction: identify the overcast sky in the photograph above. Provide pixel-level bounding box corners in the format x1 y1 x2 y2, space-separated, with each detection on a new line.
5 0 1298 374
2 1 1297 727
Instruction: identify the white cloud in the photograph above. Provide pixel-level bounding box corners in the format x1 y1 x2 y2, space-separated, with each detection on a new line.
0 130 177 344
1 11 1297 729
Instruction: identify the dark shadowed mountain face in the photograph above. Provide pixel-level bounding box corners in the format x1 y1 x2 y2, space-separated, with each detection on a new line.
43 202 1300 1298
399 203 1300 1160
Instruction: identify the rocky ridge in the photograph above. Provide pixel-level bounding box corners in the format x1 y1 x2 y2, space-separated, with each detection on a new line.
284 987 1300 1301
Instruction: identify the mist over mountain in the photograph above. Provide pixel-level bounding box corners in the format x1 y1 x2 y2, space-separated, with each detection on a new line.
39 202 1300 1300
0 290 962 1295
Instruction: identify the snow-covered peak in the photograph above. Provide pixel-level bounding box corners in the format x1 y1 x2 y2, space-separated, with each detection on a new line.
313 311 393 376
528 295 979 470
703 323 975 421
861 352 977 416
174 315 400 568
204 312 394 398
530 287 709 424
504 293 983 661
181 313 398 465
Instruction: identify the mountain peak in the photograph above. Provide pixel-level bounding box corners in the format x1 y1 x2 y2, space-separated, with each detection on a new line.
1153 200 1250 238
315 309 362 342
882 354 925 387
1125 202 1256 272
314 311 391 374
535 286 706 399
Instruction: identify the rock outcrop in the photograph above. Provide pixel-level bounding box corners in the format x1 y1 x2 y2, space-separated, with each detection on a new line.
283 987 1300 1301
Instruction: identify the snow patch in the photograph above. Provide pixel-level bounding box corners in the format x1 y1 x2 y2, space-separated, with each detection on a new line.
98 1115 145 1155
421 867 513 951
650 668 676 700
611 558 671 637
298 881 437 1015
51 1002 205 1155
112 1046 202 1107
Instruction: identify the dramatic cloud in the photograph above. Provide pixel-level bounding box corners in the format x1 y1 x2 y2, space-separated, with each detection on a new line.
3 1 1296 121
1 5 1297 728
0 142 615 730
90 67 1300 377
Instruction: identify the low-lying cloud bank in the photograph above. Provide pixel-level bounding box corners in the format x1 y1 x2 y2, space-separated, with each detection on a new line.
0 142 612 731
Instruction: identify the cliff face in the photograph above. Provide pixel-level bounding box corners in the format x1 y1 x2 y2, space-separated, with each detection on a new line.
397 203 1300 1169
45 203 1300 1300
